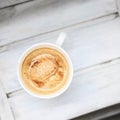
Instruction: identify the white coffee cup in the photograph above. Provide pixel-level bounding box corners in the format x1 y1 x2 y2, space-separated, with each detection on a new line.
18 42 73 99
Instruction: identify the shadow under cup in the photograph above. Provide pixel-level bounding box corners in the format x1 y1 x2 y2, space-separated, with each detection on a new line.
18 43 73 98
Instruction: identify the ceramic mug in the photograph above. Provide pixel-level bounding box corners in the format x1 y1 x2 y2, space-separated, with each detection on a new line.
18 42 73 98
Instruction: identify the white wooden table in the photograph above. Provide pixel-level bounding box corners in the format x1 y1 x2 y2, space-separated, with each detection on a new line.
0 0 120 120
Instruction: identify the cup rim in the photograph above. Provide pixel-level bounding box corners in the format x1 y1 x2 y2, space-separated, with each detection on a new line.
18 43 73 99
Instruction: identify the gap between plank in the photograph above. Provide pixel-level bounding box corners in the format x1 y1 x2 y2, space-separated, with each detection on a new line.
72 103 120 120
0 12 118 52
7 55 120 98
0 80 15 120
115 0 120 15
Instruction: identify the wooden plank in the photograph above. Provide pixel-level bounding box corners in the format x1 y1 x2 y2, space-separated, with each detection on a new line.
0 0 31 9
0 17 120 94
74 104 120 120
8 58 120 120
0 0 117 46
0 80 14 120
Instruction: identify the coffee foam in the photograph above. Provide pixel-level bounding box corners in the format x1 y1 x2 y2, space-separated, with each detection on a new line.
21 47 70 95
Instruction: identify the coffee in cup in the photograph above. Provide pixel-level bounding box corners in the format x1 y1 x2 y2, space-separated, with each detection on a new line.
18 43 73 98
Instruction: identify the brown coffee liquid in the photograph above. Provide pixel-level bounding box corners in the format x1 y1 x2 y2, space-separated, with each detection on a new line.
21 47 70 95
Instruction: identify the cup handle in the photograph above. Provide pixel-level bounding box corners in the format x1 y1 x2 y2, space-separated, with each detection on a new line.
55 32 66 47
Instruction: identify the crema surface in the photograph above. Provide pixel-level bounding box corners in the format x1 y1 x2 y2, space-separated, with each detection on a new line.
21 47 70 95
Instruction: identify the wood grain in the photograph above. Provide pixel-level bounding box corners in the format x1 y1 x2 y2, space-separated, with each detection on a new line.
0 80 14 120
0 0 117 46
115 0 120 15
0 0 31 9
8 58 120 120
74 104 120 120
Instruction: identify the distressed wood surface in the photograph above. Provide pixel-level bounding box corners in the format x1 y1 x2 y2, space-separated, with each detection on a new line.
8 58 120 120
0 0 31 9
74 104 120 120
115 0 120 15
0 0 120 120
0 0 117 47
0 17 120 94
0 80 14 120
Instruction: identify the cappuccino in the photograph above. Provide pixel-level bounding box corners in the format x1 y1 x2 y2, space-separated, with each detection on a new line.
21 47 70 95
